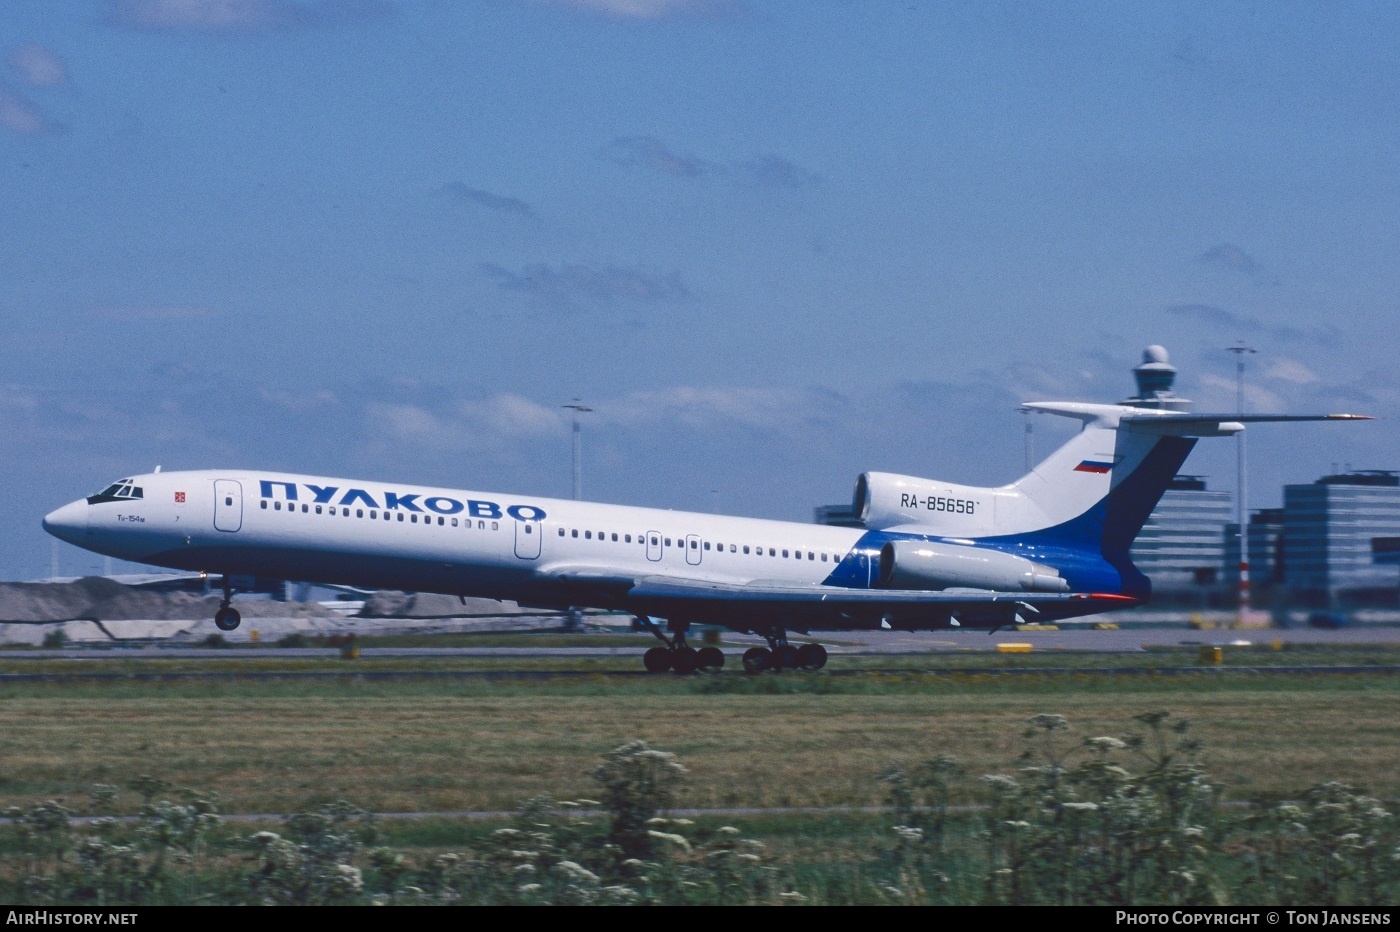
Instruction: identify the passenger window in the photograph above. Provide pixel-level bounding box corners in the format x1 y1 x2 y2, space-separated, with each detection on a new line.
665 538 671 547
611 533 618 542
703 542 710 551
625 534 632 543
690 540 698 549
743 546 750 554
782 549 789 558
808 552 814 560
491 521 498 530
411 514 418 523
438 517 445 526
585 531 592 540
397 513 404 522
730 544 736 553
302 504 309 513
260 501 267 509
769 548 776 557
479 520 485 529
572 529 579 538
558 528 565 537
525 524 532 534
452 518 458 527
274 501 282 511
357 509 364 518
821 553 828 562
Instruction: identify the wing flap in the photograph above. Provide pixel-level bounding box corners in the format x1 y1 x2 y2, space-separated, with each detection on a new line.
625 576 1137 628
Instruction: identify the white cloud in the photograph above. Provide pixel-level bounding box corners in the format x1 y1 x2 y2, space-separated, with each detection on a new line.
481 261 690 310
8 44 67 87
93 305 220 322
105 0 391 35
259 387 338 411
108 0 298 32
365 395 564 455
1265 358 1319 385
536 0 722 19
1197 373 1287 414
600 386 813 432
0 86 56 135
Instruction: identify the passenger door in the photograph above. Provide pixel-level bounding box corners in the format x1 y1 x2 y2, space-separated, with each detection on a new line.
686 533 702 566
513 514 542 560
213 479 242 533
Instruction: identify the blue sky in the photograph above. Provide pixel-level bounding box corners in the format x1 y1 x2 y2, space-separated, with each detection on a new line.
2 0 1396 579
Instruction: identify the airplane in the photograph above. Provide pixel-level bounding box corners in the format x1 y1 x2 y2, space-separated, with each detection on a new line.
41 399 1367 674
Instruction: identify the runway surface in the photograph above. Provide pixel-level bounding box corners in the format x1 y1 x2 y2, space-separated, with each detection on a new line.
4 623 1400 662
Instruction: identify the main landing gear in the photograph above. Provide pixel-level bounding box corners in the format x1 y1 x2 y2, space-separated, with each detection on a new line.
638 618 725 674
213 578 241 632
635 619 829 674
741 628 827 674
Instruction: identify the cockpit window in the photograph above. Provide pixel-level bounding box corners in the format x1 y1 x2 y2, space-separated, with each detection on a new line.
86 479 145 505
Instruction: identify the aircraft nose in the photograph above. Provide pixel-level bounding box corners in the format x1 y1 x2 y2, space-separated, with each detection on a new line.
42 499 88 545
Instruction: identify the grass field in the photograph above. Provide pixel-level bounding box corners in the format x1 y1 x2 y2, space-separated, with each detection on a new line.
2 661 1397 815
4 644 1400 905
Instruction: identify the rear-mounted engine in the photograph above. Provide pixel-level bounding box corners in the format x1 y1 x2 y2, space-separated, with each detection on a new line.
877 539 1068 592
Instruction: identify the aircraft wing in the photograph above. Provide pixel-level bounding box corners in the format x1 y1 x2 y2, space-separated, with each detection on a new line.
624 575 1138 631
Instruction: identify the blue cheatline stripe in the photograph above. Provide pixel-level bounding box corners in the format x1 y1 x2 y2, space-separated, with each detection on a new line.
820 435 1198 598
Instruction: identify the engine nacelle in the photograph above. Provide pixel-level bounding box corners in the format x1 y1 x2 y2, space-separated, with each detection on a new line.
854 471 997 532
877 539 1069 592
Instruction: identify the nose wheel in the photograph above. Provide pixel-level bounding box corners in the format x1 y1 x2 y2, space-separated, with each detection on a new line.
214 606 241 631
213 577 242 631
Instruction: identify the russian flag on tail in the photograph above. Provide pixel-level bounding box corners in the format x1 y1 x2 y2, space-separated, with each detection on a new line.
1074 460 1114 474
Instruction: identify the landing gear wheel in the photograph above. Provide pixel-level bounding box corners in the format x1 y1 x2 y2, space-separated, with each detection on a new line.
696 646 725 672
214 607 241 632
773 644 800 672
742 647 772 674
797 643 828 672
643 647 673 673
671 646 700 675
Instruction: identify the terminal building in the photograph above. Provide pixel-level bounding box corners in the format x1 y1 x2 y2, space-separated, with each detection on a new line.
1280 470 1400 604
1224 508 1287 591
1130 475 1233 596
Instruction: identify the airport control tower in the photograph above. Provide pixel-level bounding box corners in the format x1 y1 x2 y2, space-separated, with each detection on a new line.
1122 347 1233 600
1120 344 1192 412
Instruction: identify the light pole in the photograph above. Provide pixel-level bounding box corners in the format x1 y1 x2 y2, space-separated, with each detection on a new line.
1023 408 1034 473
1227 341 1257 627
562 400 592 501
560 399 593 633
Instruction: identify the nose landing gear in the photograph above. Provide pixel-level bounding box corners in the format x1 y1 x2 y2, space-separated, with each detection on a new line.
213 577 241 631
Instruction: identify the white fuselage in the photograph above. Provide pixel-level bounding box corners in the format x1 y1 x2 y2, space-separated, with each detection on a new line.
45 470 875 609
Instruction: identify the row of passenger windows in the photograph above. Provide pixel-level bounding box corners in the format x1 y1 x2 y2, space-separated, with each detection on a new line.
257 498 837 562
555 526 838 562
259 499 500 530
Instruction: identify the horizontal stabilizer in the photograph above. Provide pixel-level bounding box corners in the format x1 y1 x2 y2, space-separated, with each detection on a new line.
1022 402 1370 437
